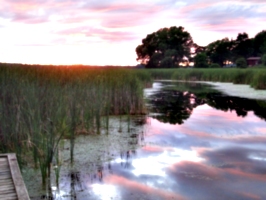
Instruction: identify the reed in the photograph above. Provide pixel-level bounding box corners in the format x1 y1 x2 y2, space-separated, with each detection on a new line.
144 68 176 80
0 64 149 188
171 68 266 89
135 67 266 90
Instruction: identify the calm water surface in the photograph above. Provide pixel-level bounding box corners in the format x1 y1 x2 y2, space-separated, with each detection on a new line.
25 81 266 200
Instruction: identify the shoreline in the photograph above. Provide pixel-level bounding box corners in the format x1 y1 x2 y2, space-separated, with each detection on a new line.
156 80 266 100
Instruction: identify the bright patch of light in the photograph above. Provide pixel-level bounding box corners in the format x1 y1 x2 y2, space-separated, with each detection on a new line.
132 148 203 177
144 82 164 98
249 156 266 162
51 186 57 190
175 1 187 6
50 186 68 199
171 148 204 162
132 156 166 177
92 184 120 200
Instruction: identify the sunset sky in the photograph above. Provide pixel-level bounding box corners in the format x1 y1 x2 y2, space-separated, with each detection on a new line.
0 0 265 66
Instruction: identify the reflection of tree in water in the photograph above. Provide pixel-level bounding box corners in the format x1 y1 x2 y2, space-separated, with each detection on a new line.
37 116 147 199
206 94 266 120
148 82 266 124
149 90 205 124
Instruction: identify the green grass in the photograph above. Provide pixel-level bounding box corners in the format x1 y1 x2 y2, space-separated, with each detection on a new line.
142 68 177 80
139 66 266 89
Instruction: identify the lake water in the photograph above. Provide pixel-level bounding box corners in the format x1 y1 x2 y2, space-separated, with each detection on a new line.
24 81 266 200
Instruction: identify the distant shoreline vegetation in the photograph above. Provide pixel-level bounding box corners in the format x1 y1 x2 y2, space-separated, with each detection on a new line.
145 68 266 90
136 26 266 68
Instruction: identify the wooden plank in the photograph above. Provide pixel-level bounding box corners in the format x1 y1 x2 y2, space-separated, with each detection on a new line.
0 154 15 199
0 184 13 190
0 184 15 191
0 174 12 180
0 170 10 174
0 179 13 184
0 189 16 195
0 169 11 173
0 162 7 166
0 157 7 162
0 166 9 171
0 193 17 200
7 154 30 200
0 163 9 167
0 154 30 200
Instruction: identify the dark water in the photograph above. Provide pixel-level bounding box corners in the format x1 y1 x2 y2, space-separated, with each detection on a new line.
26 81 266 200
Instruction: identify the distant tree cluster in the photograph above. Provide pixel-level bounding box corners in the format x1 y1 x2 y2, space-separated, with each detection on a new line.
136 26 266 68
136 26 193 68
198 31 266 68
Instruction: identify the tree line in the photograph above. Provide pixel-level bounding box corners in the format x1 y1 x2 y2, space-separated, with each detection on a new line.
135 26 266 68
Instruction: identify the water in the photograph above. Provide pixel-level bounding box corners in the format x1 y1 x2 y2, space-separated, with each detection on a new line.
24 81 266 200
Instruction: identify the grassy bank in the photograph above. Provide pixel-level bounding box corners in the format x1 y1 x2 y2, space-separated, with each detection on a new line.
141 67 266 89
0 63 150 186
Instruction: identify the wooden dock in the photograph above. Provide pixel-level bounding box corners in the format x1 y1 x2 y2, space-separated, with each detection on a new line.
0 154 29 200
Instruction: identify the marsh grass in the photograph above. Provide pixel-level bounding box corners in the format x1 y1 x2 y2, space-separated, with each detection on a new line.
139 67 266 89
144 68 177 80
0 64 149 188
171 68 266 89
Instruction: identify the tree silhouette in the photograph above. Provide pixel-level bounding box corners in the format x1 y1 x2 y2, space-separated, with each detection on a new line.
136 26 194 68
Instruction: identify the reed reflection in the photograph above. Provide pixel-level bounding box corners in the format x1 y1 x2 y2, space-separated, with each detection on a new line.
47 116 147 199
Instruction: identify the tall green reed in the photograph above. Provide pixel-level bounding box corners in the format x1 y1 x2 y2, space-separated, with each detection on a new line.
0 64 149 188
170 68 266 89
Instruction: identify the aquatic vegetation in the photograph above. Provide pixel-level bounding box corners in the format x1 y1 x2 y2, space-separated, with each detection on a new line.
171 68 266 89
135 67 266 89
0 64 149 187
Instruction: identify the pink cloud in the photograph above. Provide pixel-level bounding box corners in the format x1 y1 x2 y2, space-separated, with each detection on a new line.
174 0 266 44
56 2 164 30
179 0 213 14
142 145 164 153
105 175 187 200
237 191 262 200
167 158 266 199
56 26 137 42
237 168 266 180
169 161 220 178
97 3 163 28
11 13 48 24
0 0 164 27
0 0 166 44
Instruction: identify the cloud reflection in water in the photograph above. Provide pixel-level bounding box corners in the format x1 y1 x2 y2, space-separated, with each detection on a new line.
49 81 266 200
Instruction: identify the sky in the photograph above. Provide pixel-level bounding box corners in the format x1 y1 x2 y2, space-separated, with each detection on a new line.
0 0 265 66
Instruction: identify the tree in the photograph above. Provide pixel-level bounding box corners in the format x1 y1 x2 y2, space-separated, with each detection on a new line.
160 57 174 68
232 32 254 60
194 53 208 68
262 54 266 66
236 57 247 68
136 26 194 68
193 44 206 54
205 38 234 66
254 30 266 56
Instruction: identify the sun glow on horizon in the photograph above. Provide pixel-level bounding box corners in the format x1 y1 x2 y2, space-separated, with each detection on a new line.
0 42 139 66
